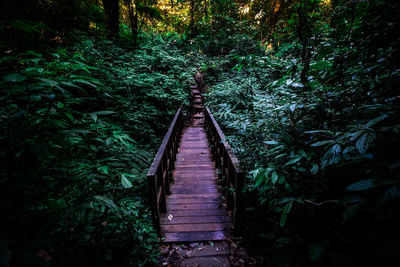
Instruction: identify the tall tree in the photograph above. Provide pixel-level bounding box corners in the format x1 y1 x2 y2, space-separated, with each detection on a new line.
103 0 120 37
124 0 161 47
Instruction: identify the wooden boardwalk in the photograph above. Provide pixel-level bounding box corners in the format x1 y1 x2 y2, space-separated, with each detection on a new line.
160 87 232 243
147 81 243 246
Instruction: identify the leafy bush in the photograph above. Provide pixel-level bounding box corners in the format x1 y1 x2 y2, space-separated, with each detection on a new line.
0 23 194 266
204 0 400 265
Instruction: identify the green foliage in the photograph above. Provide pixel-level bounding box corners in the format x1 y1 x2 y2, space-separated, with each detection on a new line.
2 0 400 266
0 24 194 265
203 0 400 265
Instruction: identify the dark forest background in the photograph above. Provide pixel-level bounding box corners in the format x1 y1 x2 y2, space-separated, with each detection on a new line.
1 0 399 266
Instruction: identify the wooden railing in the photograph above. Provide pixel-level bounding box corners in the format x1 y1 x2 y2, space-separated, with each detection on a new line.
147 108 183 235
204 107 245 234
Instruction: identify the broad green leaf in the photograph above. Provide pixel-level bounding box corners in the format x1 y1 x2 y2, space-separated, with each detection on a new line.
346 179 376 191
3 73 27 82
90 113 97 122
342 200 365 222
311 60 332 71
285 156 302 166
310 140 332 147
264 140 279 145
278 175 286 184
254 169 264 187
93 195 117 209
366 114 388 128
310 164 319 175
280 200 293 227
90 111 117 115
355 131 376 154
121 174 133 188
271 171 279 184
98 166 109 175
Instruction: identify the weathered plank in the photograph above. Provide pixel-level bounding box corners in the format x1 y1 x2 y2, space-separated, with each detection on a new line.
166 196 222 205
163 231 231 243
167 203 221 211
162 223 232 233
158 87 233 243
166 193 222 199
165 209 227 217
171 187 218 194
160 215 230 225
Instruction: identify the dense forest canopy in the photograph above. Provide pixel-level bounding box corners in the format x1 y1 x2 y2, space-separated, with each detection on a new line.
1 0 399 266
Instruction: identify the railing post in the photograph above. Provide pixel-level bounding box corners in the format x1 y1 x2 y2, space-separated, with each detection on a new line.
147 108 183 238
147 174 161 236
163 154 171 194
233 171 245 235
158 168 167 213
204 106 245 237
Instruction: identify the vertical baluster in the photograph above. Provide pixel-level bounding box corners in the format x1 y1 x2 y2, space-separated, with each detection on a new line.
147 174 161 235
233 171 245 235
163 154 170 195
227 160 235 210
158 166 167 213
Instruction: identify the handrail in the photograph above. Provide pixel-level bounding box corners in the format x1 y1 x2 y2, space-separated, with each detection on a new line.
204 107 245 234
147 108 183 235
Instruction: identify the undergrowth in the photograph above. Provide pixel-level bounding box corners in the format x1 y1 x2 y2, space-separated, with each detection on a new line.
0 23 197 266
203 1 400 265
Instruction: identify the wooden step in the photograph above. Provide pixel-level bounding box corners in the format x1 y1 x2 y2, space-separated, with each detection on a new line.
193 98 203 103
160 215 230 225
167 203 221 211
162 223 232 233
163 231 231 243
165 196 222 205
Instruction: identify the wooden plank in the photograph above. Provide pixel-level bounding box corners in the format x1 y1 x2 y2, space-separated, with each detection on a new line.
175 163 213 167
173 175 216 180
175 162 214 166
173 181 216 185
171 185 217 190
152 107 240 242
172 187 218 194
174 168 214 171
166 196 222 205
166 209 227 217
178 147 210 151
167 193 222 199
174 177 216 181
177 155 211 160
174 170 215 174
178 140 206 143
161 223 232 233
163 231 231 243
167 203 221 211
173 173 216 178
173 176 216 181
173 173 215 177
160 215 230 225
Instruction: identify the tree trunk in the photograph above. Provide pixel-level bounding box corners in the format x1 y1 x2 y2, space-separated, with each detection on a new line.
189 0 196 37
128 2 138 47
103 0 119 38
297 0 311 87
